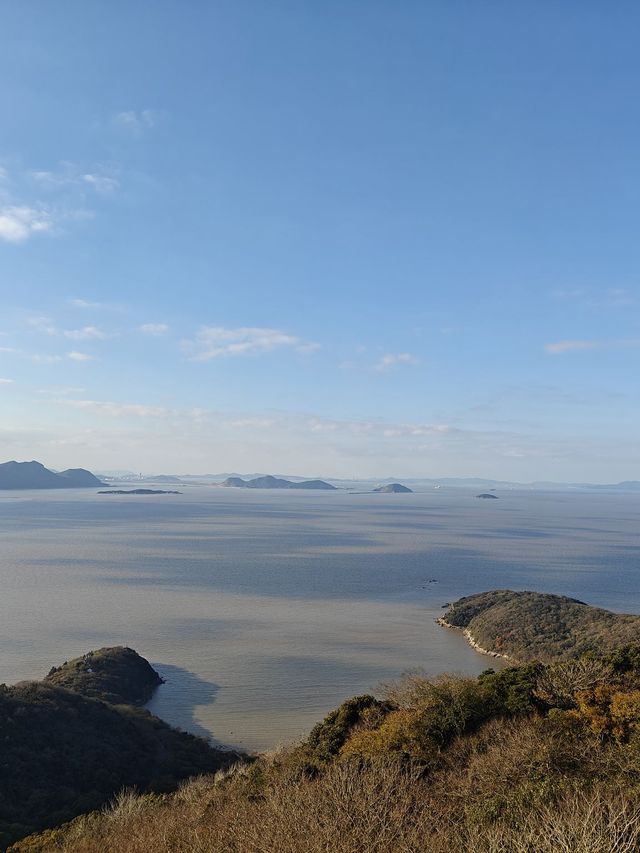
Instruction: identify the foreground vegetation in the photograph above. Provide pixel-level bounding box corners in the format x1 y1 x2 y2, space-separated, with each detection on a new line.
14 643 640 852
0 649 237 849
442 589 640 661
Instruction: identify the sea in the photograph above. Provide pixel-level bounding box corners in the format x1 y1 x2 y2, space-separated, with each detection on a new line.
1 486 639 752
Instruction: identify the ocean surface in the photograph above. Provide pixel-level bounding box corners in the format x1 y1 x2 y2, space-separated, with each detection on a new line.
1 486 639 752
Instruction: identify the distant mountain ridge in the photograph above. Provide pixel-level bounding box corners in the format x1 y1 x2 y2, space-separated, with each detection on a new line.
221 475 336 490
0 460 106 490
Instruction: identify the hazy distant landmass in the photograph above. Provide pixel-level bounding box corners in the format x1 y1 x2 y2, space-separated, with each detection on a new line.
221 475 336 490
98 489 182 495
476 493 499 499
0 460 106 490
373 482 413 493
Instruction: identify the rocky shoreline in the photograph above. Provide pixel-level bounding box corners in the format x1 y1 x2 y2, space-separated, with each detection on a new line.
435 617 512 662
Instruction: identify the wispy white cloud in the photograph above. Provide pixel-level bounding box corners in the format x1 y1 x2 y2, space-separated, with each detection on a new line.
28 316 58 335
66 351 94 362
80 173 119 193
185 326 319 361
552 287 637 308
30 165 119 194
69 297 124 312
113 110 159 136
37 385 86 396
57 398 169 418
70 298 103 309
545 339 640 355
545 340 600 355
31 354 63 364
0 205 52 243
0 378 14 384
63 325 108 341
139 323 169 336
375 352 419 372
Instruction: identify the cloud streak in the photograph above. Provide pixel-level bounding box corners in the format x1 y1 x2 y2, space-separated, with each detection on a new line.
113 110 159 136
66 351 94 362
139 323 169 335
185 326 319 361
63 326 108 341
375 352 419 372
545 339 640 354
57 399 168 417
0 206 52 243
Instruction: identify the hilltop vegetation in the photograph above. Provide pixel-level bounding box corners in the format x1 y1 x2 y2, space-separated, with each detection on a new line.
442 589 640 662
0 650 238 849
44 647 163 705
15 646 640 852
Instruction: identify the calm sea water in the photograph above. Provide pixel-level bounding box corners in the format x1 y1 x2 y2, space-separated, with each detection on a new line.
1 487 639 752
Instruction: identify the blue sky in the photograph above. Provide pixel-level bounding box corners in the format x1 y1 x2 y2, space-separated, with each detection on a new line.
1 2 639 480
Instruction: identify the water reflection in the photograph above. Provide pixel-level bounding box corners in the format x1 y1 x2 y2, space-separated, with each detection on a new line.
146 663 223 744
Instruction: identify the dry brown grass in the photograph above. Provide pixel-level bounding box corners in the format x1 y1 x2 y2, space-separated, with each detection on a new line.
14 668 640 853
16 733 640 853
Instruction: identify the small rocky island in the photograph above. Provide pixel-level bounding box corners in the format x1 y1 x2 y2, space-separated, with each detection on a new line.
44 646 164 705
373 482 413 493
476 493 499 499
98 488 182 495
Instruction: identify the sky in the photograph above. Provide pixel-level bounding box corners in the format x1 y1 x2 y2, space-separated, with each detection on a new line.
1 1 639 482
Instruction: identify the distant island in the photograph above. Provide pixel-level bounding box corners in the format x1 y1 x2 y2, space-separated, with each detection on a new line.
221 475 336 490
476 493 499 499
0 460 106 490
438 589 640 662
98 489 182 495
373 482 413 493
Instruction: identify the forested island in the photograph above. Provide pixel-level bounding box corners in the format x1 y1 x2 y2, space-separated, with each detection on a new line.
10 592 640 851
221 475 336 490
438 589 640 662
373 482 413 493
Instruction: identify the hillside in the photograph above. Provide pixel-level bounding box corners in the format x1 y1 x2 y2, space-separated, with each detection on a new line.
44 647 164 705
440 590 640 662
0 461 106 490
0 650 239 849
221 475 336 490
15 644 640 852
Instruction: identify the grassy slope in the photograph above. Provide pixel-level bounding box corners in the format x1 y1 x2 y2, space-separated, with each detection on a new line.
14 650 640 853
442 589 640 662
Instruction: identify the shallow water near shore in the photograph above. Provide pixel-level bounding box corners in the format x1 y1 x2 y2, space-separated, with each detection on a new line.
1 486 639 751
